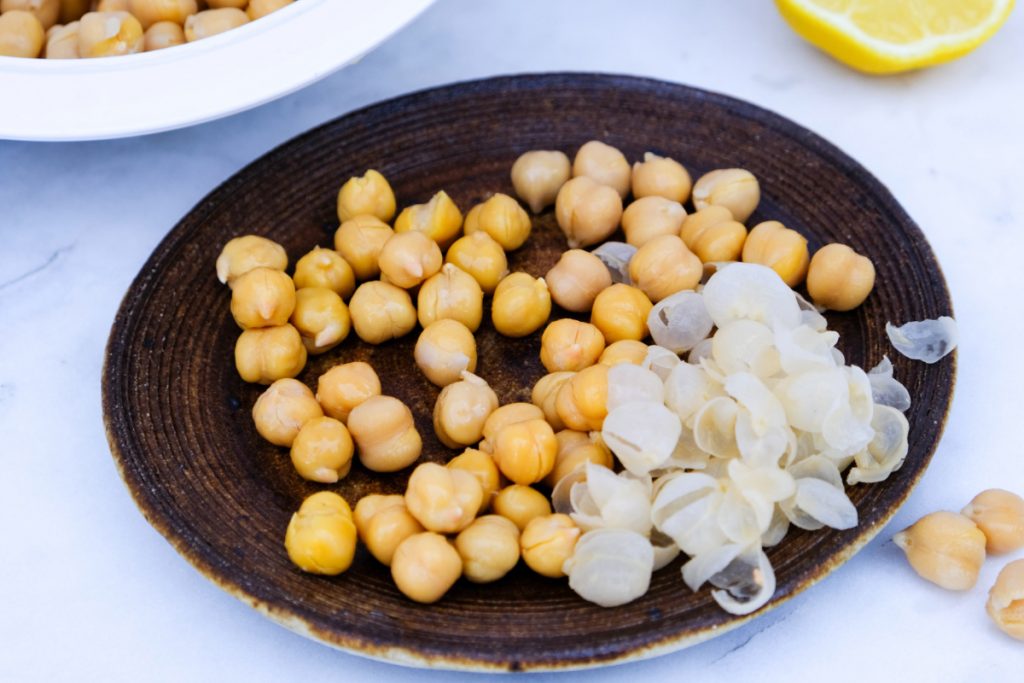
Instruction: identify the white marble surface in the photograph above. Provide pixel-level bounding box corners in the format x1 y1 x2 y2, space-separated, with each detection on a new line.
1 1 1022 680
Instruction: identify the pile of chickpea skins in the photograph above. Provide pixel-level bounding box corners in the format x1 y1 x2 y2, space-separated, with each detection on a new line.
0 0 291 58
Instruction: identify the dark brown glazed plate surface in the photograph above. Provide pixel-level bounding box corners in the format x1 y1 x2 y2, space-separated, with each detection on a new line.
102 73 955 671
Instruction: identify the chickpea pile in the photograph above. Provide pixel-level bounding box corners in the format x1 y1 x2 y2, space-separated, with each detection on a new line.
216 139 883 607
0 0 294 58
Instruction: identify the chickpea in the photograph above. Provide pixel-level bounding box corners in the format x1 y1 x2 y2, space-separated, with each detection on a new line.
143 20 182 50
742 221 810 287
216 234 287 287
448 447 501 509
230 266 296 329
620 196 687 248
290 287 350 354
893 511 986 590
394 190 463 248
315 361 380 422
545 430 613 488
58 0 89 23
590 283 652 342
235 324 307 384
2 0 58 29
455 515 521 583
572 140 630 198
347 395 421 472
540 319 605 373
520 514 580 578
598 339 648 366
284 491 357 576
96 0 129 10
680 205 747 263
962 489 1024 554
0 10 45 56
493 484 552 531
511 150 571 213
463 193 531 251
555 176 623 249
417 263 484 331
333 215 393 281
479 402 545 454
45 20 78 57
251 378 322 447
404 462 483 534
292 246 355 299
127 0 196 28
491 272 551 337
631 152 692 203
555 363 609 432
544 249 611 313
391 532 462 604
433 372 498 448
806 243 876 311
492 418 557 485
414 319 477 387
290 416 353 483
347 281 417 344
987 559 1024 641
77 10 142 55
628 234 702 302
462 203 483 233
205 0 246 6
353 495 423 566
183 7 247 42
692 168 760 223
531 371 574 431
247 0 292 20
444 231 508 295
378 231 442 289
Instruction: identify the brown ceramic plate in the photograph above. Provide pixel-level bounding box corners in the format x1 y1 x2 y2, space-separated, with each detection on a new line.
102 73 955 671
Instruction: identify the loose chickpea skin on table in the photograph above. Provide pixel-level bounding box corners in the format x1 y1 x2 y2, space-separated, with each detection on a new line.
333 215 394 281
354 494 423 566
252 378 323 447
285 492 357 576
347 395 422 472
315 361 380 422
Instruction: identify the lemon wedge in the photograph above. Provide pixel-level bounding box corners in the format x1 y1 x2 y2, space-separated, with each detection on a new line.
775 0 1015 74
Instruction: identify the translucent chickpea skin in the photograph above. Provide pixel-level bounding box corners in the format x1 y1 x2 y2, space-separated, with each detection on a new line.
455 515 521 583
556 363 609 432
540 319 605 373
544 249 612 313
216 235 288 286
235 323 307 384
417 263 484 331
692 168 761 223
0 10 45 57
631 152 692 203
628 234 702 303
444 232 509 295
285 492 357 576
183 7 247 41
292 246 355 299
348 281 417 344
987 559 1024 641
290 416 354 483
493 484 552 531
893 511 987 590
315 361 380 422
252 378 323 447
378 231 443 289
520 514 580 578
433 372 499 448
464 193 532 250
680 205 747 263
511 150 571 213
404 462 483 534
620 196 687 248
492 418 557 485
591 284 653 343
448 447 501 508
806 243 876 312
491 272 551 338
572 140 631 198
962 489 1024 554
391 532 463 604
333 215 394 281
336 169 397 223
742 221 810 288
531 371 574 431
414 319 477 387
229 266 296 329
555 176 623 249
347 395 422 472
394 190 463 248
290 287 350 354
354 494 423 566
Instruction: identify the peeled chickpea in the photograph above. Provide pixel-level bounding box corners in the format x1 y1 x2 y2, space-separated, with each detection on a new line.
252 378 323 447
511 150 571 213
492 418 557 485
78 10 142 55
378 231 442 289
631 152 691 203
235 324 307 384
544 249 611 313
479 402 545 454
692 168 760 223
247 0 292 20
184 7 247 42
292 246 355 299
540 319 605 373
545 430 613 488
316 361 380 422
143 20 182 50
591 284 652 342
555 176 623 249
464 193 531 251
405 462 483 534
417 263 484 331
893 511 986 590
742 221 810 287
806 243 876 312
491 272 551 337
333 215 393 281
0 10 45 57
391 532 462 604
531 371 574 431
555 363 609 432
448 447 501 509
2 0 58 29
493 484 552 531
348 281 416 344
572 140 630 198
433 372 498 448
962 489 1024 554
290 287 350 354
348 395 421 472
599 339 648 366
628 234 702 302
987 559 1024 641
520 514 580 578
444 232 508 295
285 492 357 575
216 234 287 286
621 196 687 248
290 416 353 483
128 0 196 28
229 266 296 329
455 515 521 583
45 20 78 57
415 319 477 387
680 205 747 263
394 190 463 248
354 495 423 566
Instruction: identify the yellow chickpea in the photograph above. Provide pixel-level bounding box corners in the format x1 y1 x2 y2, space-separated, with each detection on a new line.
246 0 292 20
290 287 350 355
78 10 143 56
96 0 129 10
491 272 551 337
987 559 1024 641
315 361 380 422
143 20 183 50
2 0 58 28
463 193 531 251
531 371 574 431
45 20 79 57
290 416 354 483
347 395 421 472
545 430 613 488
479 402 545 454
598 339 649 366
336 169 396 223
544 249 612 313
216 234 288 286
444 231 509 295
511 150 571 213
394 190 463 248
414 319 477 387
679 205 747 263
448 447 501 510
540 319 605 373
590 284 652 342
229 267 296 329
353 494 424 566
555 363 609 432
520 514 580 578
621 195 687 248
692 168 760 223
433 373 499 449
127 0 196 28
806 243 876 312
333 215 394 281
962 489 1024 555
205 0 246 6
417 263 484 331
185 7 247 41
455 515 521 583
631 152 692 203
292 247 355 299
893 511 986 590
742 221 810 287
555 176 623 248
493 484 552 531
492 418 557 485
0 10 44 57
234 324 307 384
628 234 702 302
251 378 323 447
404 462 483 534
391 532 462 604
285 492 357 575
378 231 442 289
572 140 631 198
347 281 417 344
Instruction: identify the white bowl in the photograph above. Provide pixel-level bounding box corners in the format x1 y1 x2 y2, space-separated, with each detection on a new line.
0 0 433 141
